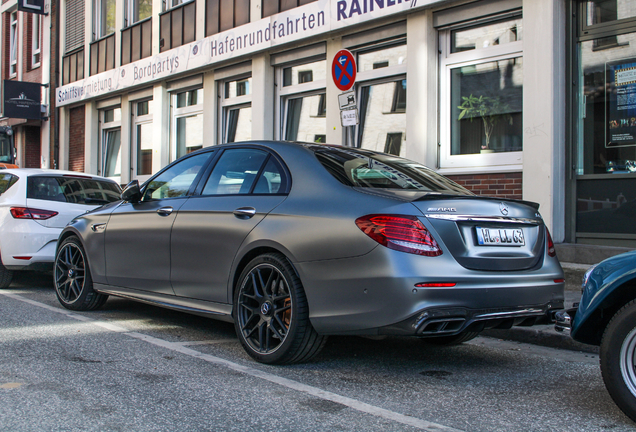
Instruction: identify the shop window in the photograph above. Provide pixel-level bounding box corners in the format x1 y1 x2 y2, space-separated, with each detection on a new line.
9 11 17 76
132 99 156 181
171 88 203 161
439 16 523 169
99 107 122 181
206 0 250 36
352 40 407 156
277 59 326 142
220 77 252 143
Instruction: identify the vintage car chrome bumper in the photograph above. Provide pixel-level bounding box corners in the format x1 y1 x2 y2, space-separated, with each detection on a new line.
554 307 578 334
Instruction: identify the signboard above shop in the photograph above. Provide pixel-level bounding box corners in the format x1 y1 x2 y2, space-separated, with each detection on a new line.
17 0 46 15
3 80 43 120
55 0 442 107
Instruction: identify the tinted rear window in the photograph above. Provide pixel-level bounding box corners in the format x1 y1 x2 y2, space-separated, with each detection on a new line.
0 173 18 195
27 176 121 204
314 147 472 195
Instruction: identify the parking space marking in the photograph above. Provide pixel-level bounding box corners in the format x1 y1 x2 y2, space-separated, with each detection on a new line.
0 291 462 432
176 340 237 346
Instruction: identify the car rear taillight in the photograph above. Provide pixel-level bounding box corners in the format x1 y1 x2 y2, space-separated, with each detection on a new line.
10 207 58 220
355 215 442 257
546 227 556 257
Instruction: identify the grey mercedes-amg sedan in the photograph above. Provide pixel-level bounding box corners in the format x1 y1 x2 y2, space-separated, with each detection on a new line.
54 141 564 364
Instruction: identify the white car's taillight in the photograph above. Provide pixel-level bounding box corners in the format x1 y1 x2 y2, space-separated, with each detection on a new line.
355 214 442 257
10 207 58 220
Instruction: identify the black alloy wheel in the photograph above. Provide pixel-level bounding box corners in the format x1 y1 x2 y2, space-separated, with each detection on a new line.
0 259 13 289
234 253 326 364
54 236 107 311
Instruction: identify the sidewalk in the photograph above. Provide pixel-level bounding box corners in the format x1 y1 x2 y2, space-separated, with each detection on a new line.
481 262 599 354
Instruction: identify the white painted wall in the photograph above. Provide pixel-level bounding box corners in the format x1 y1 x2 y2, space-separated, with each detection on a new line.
522 0 566 241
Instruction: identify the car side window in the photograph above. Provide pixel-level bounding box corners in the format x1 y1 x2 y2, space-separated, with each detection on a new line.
0 174 18 195
202 149 268 195
143 152 211 201
253 157 285 194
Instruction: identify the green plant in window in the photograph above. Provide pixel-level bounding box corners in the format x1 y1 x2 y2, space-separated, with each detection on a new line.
457 94 513 151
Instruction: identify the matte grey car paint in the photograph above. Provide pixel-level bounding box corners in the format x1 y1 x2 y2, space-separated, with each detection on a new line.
57 141 564 336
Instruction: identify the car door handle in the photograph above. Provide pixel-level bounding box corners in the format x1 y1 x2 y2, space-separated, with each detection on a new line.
233 207 256 219
157 207 174 216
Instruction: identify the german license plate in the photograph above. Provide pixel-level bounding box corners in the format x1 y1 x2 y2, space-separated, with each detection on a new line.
476 227 525 246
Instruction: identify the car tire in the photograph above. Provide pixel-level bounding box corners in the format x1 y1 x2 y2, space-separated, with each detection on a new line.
600 299 636 422
234 253 327 365
0 260 13 289
420 331 480 346
54 236 108 311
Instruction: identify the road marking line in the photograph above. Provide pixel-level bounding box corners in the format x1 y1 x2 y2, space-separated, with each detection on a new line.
176 340 237 346
0 291 462 432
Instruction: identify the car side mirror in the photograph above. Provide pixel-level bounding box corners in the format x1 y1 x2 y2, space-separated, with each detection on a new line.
121 180 142 203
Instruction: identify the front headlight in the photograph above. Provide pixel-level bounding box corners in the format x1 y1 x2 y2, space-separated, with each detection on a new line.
582 264 598 289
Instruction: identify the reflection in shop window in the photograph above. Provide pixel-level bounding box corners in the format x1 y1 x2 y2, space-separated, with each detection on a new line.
586 0 636 26
103 129 121 177
283 60 326 86
358 44 406 72
176 114 203 157
225 78 251 97
225 106 252 143
284 93 326 142
451 18 522 53
357 80 406 156
451 58 523 155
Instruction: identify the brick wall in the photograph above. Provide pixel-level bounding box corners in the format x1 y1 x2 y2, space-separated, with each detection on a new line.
68 106 86 172
3 12 9 80
24 126 41 168
446 172 523 200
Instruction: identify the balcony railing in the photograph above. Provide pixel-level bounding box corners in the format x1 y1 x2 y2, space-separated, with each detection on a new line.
63 48 85 85
122 18 152 66
90 33 115 76
160 1 196 53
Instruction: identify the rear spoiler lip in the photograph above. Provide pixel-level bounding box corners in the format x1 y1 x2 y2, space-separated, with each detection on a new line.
413 193 540 211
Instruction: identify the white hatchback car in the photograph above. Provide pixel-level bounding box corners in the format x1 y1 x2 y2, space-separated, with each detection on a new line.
0 169 121 288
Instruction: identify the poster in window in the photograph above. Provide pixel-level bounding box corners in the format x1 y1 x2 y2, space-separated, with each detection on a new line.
606 59 636 148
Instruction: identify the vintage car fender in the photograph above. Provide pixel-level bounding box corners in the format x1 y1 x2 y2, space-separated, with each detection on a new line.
571 251 636 345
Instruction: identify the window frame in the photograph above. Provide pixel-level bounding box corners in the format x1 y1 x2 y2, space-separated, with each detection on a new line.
10 11 18 77
164 0 194 12
438 18 524 172
125 0 153 28
131 98 155 182
93 0 116 40
348 39 407 155
170 87 204 162
275 58 327 141
218 75 252 144
31 14 41 68
98 107 122 181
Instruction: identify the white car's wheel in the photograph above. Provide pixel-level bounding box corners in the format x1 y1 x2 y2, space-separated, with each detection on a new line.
0 260 13 289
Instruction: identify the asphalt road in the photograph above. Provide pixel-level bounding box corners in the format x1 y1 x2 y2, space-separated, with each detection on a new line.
1 272 634 432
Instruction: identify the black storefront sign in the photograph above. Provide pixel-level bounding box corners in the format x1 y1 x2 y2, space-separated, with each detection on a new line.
17 0 46 15
3 80 42 120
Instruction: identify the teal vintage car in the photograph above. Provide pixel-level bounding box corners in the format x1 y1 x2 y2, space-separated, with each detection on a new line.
556 251 636 422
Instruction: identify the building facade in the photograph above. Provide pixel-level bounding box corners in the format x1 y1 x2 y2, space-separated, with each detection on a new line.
51 0 636 248
0 0 51 168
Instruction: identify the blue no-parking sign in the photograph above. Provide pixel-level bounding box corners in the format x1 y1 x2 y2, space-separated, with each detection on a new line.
332 50 356 92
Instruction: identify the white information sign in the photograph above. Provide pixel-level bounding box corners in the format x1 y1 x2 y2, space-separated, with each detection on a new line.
338 91 356 110
341 108 358 126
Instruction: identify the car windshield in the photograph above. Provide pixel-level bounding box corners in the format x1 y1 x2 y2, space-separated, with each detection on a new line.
314 147 472 194
0 174 18 195
27 176 121 204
